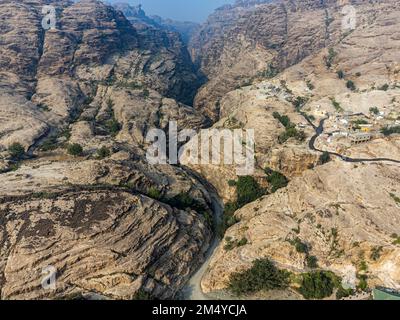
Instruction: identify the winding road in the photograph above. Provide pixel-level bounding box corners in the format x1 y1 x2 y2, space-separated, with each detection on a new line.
180 115 400 301
308 117 400 164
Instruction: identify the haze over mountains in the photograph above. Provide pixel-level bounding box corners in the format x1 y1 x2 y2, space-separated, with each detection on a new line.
0 0 399 300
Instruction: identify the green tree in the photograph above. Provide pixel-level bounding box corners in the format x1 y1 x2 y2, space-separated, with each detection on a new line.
265 168 289 193
236 176 265 208
97 146 111 159
228 259 290 296
67 143 83 156
298 271 336 299
8 142 25 160
319 152 331 164
346 80 356 91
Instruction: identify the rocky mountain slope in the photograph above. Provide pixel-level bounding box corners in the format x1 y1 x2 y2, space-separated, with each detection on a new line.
184 0 400 298
0 0 212 299
1 0 400 301
189 0 396 121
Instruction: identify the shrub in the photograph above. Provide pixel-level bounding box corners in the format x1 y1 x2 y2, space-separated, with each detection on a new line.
336 286 354 300
265 168 289 193
228 180 237 187
105 118 121 136
228 258 290 296
8 143 25 160
143 88 150 98
236 176 265 208
369 107 379 115
319 151 331 165
337 70 345 79
237 237 248 247
132 289 153 300
378 84 389 91
330 97 343 112
381 126 400 136
290 237 309 254
325 48 337 68
390 193 400 204
370 246 383 261
306 256 319 269
67 143 83 156
356 274 368 291
40 136 59 152
165 193 206 213
293 96 308 110
218 205 240 238
306 80 315 90
97 146 111 159
346 80 356 91
298 271 336 299
147 187 162 200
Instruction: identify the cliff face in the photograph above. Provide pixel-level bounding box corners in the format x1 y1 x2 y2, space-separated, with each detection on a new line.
184 0 400 298
0 0 212 299
189 0 386 120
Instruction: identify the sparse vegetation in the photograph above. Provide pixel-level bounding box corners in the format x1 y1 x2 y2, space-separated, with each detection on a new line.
273 112 306 143
378 83 389 91
298 271 337 299
236 176 266 208
265 168 289 193
8 143 25 160
67 143 83 156
261 63 279 79
381 126 400 136
390 193 400 204
37 103 50 112
356 274 368 291
336 286 355 300
346 80 356 91
228 258 290 296
319 151 331 165
96 146 111 159
273 112 290 128
306 256 319 269
369 107 380 115
100 99 121 137
147 187 162 200
219 176 266 237
370 246 383 261
132 289 153 300
224 237 248 251
293 96 308 111
142 88 150 98
325 48 337 68
306 80 315 90
289 237 309 254
330 97 343 112
165 193 207 214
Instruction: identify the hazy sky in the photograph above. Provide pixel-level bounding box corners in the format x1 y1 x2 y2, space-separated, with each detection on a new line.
108 0 234 22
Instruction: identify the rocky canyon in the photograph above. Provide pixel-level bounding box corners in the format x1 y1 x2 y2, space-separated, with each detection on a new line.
0 0 399 301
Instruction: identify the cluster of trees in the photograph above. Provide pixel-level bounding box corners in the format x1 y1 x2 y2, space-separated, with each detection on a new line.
220 176 266 237
273 112 306 144
228 258 355 300
298 271 338 299
381 126 400 136
265 167 289 193
8 142 25 160
228 259 290 296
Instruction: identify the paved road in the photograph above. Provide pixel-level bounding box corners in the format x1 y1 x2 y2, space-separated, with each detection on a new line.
308 117 400 164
